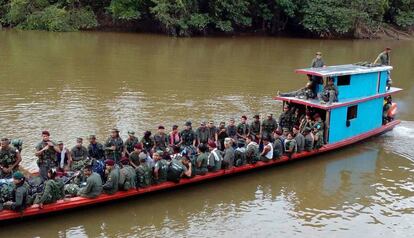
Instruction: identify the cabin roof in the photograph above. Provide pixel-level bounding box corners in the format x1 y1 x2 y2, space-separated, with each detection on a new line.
295 64 393 77
274 87 402 110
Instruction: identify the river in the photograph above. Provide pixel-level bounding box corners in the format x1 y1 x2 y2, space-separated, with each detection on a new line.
0 30 413 237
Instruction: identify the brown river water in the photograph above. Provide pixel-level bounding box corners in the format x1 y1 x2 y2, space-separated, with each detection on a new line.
0 30 413 237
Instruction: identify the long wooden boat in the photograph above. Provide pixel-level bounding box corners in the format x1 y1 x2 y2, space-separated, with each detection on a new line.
0 63 402 221
0 120 400 221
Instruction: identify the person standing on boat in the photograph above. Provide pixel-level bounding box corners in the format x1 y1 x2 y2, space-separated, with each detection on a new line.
217 122 228 151
141 131 154 154
292 126 305 153
87 135 105 161
310 52 326 94
0 138 22 179
78 165 103 198
71 138 89 171
169 125 181 148
299 114 314 134
374 47 391 66
104 129 124 163
180 121 196 150
35 131 60 180
119 157 136 190
262 113 278 140
260 137 273 162
236 115 250 143
102 160 120 195
124 131 139 157
383 95 394 124
153 125 168 152
56 141 72 172
278 106 292 132
206 120 218 144
250 115 261 144
226 118 238 142
196 122 209 146
374 48 392 90
129 144 143 169
311 52 326 68
2 171 28 212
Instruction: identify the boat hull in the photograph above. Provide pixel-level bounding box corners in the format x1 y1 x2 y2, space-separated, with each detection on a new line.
0 120 400 222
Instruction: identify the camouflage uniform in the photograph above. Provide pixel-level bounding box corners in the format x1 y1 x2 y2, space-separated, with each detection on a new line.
195 128 209 145
377 52 390 65
119 165 136 190
35 141 58 180
124 136 139 154
88 142 105 161
311 58 325 68
284 139 297 156
246 141 259 164
226 125 237 140
153 159 168 184
319 84 339 103
104 137 124 163
250 121 261 142
272 138 283 159
140 137 154 153
34 179 64 205
207 126 218 142
136 163 152 188
304 133 314 152
279 87 316 99
180 129 196 147
103 166 120 195
0 146 19 178
78 172 103 198
314 130 324 149
153 133 168 152
71 146 89 171
236 123 250 139
195 152 208 175
262 119 278 139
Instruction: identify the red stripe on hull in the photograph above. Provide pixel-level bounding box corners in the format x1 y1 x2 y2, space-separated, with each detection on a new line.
0 120 400 221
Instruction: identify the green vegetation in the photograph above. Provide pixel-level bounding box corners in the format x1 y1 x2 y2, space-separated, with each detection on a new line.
0 0 413 37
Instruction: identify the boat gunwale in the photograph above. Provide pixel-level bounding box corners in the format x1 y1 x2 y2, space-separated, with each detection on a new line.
0 120 400 221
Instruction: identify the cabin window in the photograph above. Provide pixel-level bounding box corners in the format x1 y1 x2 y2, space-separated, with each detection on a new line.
347 105 358 120
337 75 351 86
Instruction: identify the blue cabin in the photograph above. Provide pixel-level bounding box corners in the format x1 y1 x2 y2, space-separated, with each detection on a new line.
276 64 402 144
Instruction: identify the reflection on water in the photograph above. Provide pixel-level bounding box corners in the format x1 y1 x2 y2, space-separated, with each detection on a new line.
0 31 413 237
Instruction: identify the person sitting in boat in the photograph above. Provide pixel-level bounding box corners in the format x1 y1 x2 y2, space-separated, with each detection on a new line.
195 144 208 175
129 144 142 170
140 131 154 154
119 157 136 190
262 113 278 141
278 107 292 133
260 137 273 162
136 156 152 188
87 135 105 162
245 135 259 164
383 95 394 125
152 151 168 184
299 114 314 134
102 160 120 195
284 133 297 158
303 128 315 152
124 131 139 157
312 126 324 150
70 138 89 171
77 165 103 198
278 82 316 100
272 130 283 159
104 129 124 163
222 138 235 169
55 141 72 172
319 77 338 105
153 125 168 153
0 138 22 179
292 126 305 153
34 168 64 209
180 154 193 178
234 139 247 167
2 171 28 212
207 141 222 172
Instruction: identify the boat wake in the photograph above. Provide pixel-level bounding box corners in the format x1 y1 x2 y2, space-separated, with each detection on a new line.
382 120 414 162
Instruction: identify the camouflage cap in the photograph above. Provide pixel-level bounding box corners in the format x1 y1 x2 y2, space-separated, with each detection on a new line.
185 121 192 126
12 171 24 180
